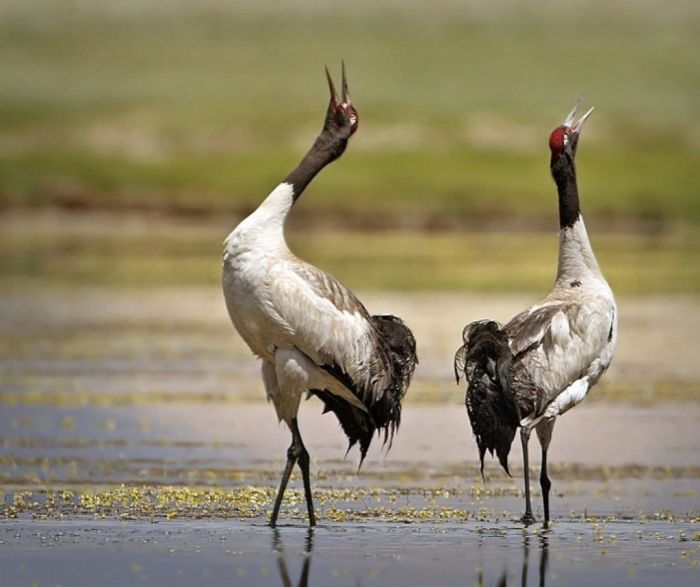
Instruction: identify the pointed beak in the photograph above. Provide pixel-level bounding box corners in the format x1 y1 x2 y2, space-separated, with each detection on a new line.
563 98 582 128
571 106 594 133
563 98 594 134
341 60 351 105
325 65 339 104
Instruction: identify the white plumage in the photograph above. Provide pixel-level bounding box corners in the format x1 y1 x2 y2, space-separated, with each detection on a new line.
223 182 390 419
505 219 617 427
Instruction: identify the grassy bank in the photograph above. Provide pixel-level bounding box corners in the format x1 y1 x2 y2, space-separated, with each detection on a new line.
1 147 697 229
1 211 698 294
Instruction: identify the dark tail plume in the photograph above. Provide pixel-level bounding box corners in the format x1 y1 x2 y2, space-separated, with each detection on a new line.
454 319 518 476
370 314 417 450
312 315 416 465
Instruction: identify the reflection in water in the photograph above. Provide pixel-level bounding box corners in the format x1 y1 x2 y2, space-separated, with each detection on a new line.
522 533 548 587
538 535 549 587
271 527 548 587
477 533 549 587
273 528 314 587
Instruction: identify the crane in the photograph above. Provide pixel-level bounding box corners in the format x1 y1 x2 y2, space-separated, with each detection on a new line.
222 64 417 527
454 101 617 527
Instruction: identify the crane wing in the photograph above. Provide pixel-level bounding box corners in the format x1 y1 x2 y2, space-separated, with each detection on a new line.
505 301 573 357
504 298 615 407
269 261 391 403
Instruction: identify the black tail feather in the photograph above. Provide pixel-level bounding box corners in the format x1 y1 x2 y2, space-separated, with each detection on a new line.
370 314 417 451
311 314 416 465
454 320 518 476
310 387 375 465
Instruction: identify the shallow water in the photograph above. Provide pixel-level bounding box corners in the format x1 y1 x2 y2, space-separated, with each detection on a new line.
2 518 699 587
1 287 699 585
2 398 699 586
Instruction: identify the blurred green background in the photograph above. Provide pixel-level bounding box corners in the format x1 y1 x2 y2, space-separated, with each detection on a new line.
0 0 698 293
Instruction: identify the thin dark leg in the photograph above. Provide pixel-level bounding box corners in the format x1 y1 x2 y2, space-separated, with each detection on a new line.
540 447 552 529
536 418 555 529
290 418 316 527
520 426 535 525
270 441 299 528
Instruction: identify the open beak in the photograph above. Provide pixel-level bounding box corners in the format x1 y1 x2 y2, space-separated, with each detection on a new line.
325 63 352 108
563 98 595 134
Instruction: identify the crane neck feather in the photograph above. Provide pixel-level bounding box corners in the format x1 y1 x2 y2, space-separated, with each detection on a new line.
284 131 349 201
550 153 603 281
551 153 580 230
223 182 294 254
556 216 603 282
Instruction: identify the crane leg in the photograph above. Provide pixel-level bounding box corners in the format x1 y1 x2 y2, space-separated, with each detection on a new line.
269 417 316 527
270 437 298 528
536 419 555 529
291 418 316 527
540 448 551 529
520 425 536 525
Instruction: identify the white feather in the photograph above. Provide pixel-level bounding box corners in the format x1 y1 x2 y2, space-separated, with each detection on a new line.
549 311 570 347
542 376 590 418
556 216 608 284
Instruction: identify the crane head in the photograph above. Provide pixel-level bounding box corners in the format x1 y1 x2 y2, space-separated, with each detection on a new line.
323 62 359 139
549 99 594 160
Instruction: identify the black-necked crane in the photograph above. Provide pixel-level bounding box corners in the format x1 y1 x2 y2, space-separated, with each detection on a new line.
454 101 617 528
222 64 417 527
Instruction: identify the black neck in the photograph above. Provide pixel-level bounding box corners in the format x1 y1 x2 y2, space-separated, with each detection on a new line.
284 131 348 201
551 153 580 229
